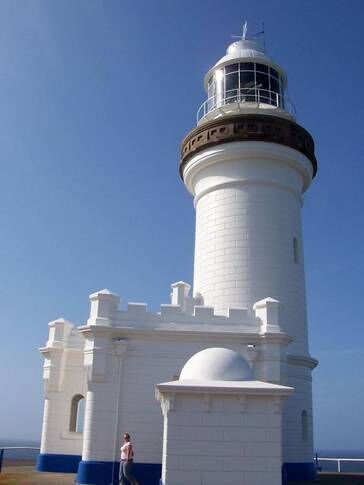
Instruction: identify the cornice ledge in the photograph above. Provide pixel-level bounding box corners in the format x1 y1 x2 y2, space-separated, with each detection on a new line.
286 353 319 369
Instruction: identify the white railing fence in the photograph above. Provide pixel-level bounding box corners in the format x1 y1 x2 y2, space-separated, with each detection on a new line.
316 456 364 473
1 447 363 476
0 447 40 473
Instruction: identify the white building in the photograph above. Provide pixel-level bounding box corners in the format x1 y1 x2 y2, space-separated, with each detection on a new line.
37 29 318 485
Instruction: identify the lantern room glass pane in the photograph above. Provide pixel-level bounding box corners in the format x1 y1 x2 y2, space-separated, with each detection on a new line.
270 76 279 93
256 63 269 74
225 72 239 103
239 70 255 88
256 72 269 90
240 62 255 71
225 63 239 74
256 72 270 103
270 67 279 79
225 72 239 92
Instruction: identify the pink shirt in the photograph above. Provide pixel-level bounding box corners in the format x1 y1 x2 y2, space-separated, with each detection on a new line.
120 441 134 461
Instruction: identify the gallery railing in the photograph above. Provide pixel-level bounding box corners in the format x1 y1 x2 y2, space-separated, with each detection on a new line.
197 88 296 123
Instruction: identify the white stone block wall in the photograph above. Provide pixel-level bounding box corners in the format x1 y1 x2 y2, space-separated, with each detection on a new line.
157 391 289 485
40 318 87 457
194 179 307 356
81 337 128 462
282 363 314 463
185 142 313 358
117 338 224 464
183 141 316 467
103 333 284 465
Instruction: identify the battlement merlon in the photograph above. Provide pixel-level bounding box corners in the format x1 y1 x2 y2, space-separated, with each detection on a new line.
43 318 74 349
39 318 85 393
83 282 288 338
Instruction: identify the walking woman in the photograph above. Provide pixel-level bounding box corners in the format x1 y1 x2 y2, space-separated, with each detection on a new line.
119 433 139 485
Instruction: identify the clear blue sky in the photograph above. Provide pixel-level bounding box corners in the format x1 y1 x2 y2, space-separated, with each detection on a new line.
0 0 363 453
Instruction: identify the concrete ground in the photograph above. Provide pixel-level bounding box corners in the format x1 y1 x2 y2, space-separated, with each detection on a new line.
1 466 364 484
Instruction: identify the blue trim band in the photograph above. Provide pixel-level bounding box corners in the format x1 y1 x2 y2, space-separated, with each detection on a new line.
283 462 317 481
77 460 117 485
37 455 314 483
36 453 81 473
76 460 162 485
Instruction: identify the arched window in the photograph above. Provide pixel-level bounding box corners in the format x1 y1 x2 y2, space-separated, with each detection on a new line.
69 394 85 433
301 410 308 441
293 237 300 264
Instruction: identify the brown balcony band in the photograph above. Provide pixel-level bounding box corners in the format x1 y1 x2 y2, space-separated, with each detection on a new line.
180 114 317 180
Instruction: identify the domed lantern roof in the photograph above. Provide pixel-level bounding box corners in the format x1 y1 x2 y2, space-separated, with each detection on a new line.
204 37 287 89
179 347 254 381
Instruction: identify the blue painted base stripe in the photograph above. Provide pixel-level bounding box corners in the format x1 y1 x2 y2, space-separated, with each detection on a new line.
76 460 162 485
77 460 117 485
37 455 313 483
36 453 82 473
283 462 317 481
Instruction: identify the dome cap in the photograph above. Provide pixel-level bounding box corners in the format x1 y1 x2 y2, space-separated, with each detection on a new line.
204 22 287 89
180 347 253 381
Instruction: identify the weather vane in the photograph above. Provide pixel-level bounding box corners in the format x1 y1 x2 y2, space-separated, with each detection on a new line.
232 20 248 40
231 20 266 51
242 21 248 40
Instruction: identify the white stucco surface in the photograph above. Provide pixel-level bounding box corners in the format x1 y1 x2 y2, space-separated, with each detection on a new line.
179 347 254 381
156 353 293 485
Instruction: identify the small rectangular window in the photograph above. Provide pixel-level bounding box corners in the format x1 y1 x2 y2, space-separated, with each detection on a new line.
293 237 300 264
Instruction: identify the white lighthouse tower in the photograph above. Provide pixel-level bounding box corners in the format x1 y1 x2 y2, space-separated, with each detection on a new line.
180 27 318 479
37 26 318 485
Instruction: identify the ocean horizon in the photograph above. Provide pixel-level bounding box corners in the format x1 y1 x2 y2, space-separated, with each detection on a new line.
1 438 363 473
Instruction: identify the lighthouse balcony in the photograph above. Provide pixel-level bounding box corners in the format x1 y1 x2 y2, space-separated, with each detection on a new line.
197 87 296 124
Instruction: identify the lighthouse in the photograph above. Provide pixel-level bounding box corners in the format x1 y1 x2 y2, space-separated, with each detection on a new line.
37 26 318 485
180 27 318 479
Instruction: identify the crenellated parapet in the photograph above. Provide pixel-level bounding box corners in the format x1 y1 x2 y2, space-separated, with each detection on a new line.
83 281 288 338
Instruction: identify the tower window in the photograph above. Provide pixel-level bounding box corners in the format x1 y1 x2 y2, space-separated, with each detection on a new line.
293 237 300 264
301 410 308 441
69 394 85 433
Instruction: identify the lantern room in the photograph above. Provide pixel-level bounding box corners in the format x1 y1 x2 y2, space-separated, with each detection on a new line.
197 31 296 124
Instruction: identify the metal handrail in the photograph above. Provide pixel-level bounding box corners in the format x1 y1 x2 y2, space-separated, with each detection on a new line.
0 446 40 473
197 88 296 123
316 456 364 473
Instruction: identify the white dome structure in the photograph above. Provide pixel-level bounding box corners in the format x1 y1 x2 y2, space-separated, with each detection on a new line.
179 347 253 381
